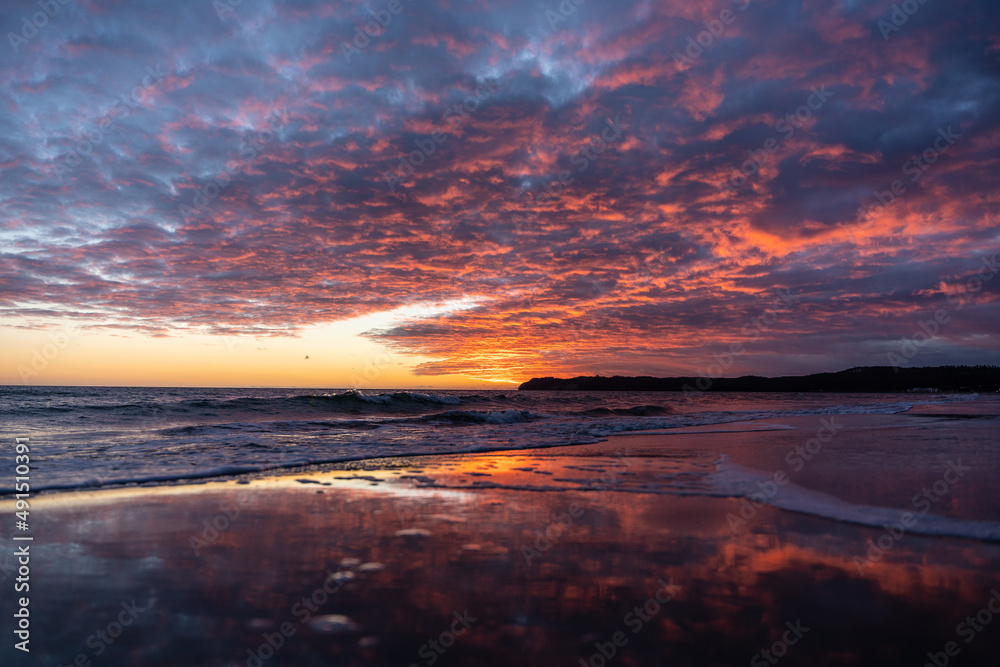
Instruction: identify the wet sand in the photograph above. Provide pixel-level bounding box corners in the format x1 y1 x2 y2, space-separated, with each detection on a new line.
2 408 1000 666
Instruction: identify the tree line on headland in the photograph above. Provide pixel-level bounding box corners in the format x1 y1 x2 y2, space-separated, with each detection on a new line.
518 366 1000 393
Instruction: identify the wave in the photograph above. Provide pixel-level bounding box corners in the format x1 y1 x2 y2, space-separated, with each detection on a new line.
4 390 976 498
707 457 1000 542
182 390 464 413
579 405 672 417
28 393 691 423
391 454 1000 544
415 409 543 424
26 390 467 417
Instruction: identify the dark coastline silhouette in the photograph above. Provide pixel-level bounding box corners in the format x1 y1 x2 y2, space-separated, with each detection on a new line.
519 365 1000 393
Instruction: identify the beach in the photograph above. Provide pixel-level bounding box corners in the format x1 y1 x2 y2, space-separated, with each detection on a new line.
5 0 999 661
3 405 999 666
5 0 1000 662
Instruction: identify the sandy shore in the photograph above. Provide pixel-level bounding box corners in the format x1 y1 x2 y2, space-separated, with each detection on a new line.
3 408 1000 666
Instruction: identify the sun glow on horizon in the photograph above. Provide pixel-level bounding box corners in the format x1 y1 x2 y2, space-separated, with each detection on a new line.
0 297 515 388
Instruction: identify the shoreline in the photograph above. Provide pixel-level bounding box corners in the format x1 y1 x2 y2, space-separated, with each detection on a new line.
3 409 1000 664
5 399 998 501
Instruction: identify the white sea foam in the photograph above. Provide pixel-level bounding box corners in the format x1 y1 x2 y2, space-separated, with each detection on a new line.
1 386 985 495
708 457 1000 542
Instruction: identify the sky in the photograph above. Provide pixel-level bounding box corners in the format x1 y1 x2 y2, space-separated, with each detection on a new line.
1 0 999 388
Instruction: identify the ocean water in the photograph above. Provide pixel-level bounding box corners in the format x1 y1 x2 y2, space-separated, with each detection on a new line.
0 385 977 494
3 388 1000 667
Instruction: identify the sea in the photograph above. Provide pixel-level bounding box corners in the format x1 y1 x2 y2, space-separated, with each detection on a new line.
0 385 981 495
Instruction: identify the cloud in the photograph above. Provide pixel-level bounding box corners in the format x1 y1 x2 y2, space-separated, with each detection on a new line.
1 0 999 381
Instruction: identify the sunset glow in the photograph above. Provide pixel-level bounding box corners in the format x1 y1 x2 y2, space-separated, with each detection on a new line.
2 0 998 386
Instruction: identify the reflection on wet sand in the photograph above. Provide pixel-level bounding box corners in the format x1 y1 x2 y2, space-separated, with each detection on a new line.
3 413 1000 666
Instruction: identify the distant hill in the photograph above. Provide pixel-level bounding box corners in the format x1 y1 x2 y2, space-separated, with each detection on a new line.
518 366 1000 393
